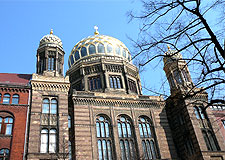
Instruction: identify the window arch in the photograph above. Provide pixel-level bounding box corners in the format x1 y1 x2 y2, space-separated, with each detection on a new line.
194 106 205 119
3 94 10 104
89 44 96 55
117 115 137 160
96 115 113 160
0 116 13 135
98 43 105 53
138 116 157 159
40 128 57 153
12 94 19 104
0 148 10 160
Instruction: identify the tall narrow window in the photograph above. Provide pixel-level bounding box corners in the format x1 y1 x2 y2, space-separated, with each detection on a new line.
48 56 55 70
0 148 10 160
174 70 182 84
138 116 157 159
40 129 57 153
49 129 57 153
168 75 175 88
0 93 2 102
89 76 102 90
194 106 205 119
128 79 137 93
40 129 48 153
12 94 19 104
96 115 113 160
50 99 57 114
68 115 71 129
3 94 10 104
109 76 122 89
42 99 50 113
117 115 137 160
182 70 190 82
202 130 219 151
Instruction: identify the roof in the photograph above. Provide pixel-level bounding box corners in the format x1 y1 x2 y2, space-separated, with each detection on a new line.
0 73 32 86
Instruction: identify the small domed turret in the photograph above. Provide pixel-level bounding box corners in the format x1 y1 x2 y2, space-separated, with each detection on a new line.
39 29 63 50
36 29 65 76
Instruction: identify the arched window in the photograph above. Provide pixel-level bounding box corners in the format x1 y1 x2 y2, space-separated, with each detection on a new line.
107 44 113 54
138 116 157 159
194 106 205 119
0 93 2 103
74 51 80 61
89 44 96 55
3 94 10 104
40 129 48 153
42 98 57 114
40 129 57 153
117 115 137 160
49 129 57 153
115 45 120 55
50 99 57 114
42 99 50 113
0 148 10 160
0 117 13 135
98 43 105 53
12 94 19 104
96 115 113 160
81 47 87 57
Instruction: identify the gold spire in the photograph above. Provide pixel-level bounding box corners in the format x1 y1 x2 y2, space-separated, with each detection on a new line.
167 44 170 50
94 26 99 35
50 29 53 35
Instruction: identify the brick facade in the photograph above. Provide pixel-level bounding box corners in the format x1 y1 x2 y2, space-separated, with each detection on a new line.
0 73 31 160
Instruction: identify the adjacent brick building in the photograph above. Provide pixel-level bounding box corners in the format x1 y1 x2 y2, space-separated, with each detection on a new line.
0 73 31 160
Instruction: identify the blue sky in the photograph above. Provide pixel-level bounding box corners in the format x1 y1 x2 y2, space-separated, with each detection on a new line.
0 0 167 95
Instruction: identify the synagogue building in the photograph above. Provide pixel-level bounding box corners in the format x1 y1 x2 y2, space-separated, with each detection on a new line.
0 28 224 160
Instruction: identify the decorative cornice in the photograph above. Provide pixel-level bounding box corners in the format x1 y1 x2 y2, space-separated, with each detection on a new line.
31 81 70 92
72 96 164 109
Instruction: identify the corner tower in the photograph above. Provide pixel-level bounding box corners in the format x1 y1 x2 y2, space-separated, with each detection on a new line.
163 47 225 160
26 30 70 160
36 29 64 76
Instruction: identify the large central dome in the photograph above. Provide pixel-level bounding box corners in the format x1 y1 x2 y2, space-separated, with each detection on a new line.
68 31 132 68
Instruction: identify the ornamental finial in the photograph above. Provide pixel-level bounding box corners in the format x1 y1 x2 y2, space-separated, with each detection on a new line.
167 44 170 50
50 29 53 35
94 26 99 35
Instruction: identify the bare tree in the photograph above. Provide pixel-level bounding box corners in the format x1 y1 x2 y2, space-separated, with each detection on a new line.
129 0 225 109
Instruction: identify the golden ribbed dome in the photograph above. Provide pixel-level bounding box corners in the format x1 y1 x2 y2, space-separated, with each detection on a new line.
68 34 132 68
39 29 63 50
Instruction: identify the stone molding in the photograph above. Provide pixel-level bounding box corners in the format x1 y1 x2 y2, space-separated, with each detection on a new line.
72 97 163 109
